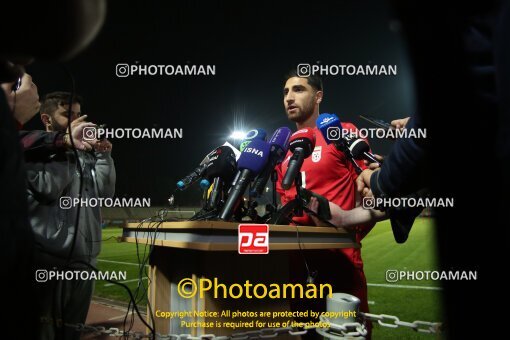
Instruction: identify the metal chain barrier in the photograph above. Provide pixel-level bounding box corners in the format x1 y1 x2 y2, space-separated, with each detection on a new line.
360 312 442 334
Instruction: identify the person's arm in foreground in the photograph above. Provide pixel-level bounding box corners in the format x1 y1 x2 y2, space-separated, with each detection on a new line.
308 197 387 228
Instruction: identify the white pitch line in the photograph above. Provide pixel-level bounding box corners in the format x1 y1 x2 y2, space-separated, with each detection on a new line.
108 311 134 321
368 283 442 291
103 277 148 287
97 259 149 267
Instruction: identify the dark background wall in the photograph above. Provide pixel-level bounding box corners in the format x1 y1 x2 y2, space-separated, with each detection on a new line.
25 0 414 205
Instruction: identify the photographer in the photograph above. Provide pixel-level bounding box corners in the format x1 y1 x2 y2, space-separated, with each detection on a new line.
25 92 115 339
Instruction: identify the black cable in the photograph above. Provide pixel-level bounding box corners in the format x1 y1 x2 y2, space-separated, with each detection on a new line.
62 66 82 264
128 220 154 335
53 65 81 340
142 220 162 333
290 218 316 284
124 217 151 337
123 210 169 337
140 211 169 330
68 260 156 338
288 199 345 285
144 210 175 326
288 199 342 284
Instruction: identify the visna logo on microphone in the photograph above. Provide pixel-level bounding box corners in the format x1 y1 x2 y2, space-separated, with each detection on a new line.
243 147 264 157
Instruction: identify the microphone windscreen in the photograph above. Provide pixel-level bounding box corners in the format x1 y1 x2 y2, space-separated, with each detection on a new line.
239 128 267 151
237 139 271 175
288 128 316 157
206 146 237 181
347 137 370 158
244 128 267 141
222 141 241 160
316 113 343 144
269 127 292 156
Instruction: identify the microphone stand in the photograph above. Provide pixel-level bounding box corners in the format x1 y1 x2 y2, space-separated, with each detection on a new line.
272 169 278 210
261 169 279 223
268 172 306 224
190 180 225 221
293 173 304 217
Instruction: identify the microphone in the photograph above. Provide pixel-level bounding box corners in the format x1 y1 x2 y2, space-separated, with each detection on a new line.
250 127 292 197
222 141 241 160
177 143 241 191
281 128 316 190
204 146 237 210
233 128 267 188
219 139 271 221
316 113 344 145
239 128 267 152
343 134 381 164
316 113 380 166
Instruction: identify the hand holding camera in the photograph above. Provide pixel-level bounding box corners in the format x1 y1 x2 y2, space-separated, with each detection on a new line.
63 115 97 151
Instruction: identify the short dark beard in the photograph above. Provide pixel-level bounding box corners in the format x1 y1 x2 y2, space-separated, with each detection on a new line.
50 119 67 132
288 98 315 123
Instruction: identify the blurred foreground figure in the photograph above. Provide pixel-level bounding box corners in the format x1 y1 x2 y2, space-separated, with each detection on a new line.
0 1 106 338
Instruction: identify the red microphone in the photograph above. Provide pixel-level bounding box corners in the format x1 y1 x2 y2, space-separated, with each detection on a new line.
282 128 316 190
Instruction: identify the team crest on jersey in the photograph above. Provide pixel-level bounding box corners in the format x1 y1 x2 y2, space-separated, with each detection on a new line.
312 146 322 163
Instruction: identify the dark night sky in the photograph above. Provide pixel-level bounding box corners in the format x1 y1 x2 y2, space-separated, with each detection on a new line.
25 0 415 205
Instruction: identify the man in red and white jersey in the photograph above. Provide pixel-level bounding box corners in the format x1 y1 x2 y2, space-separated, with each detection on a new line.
276 69 374 338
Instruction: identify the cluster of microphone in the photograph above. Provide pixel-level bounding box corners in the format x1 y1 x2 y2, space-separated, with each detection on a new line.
175 113 380 222
316 113 381 174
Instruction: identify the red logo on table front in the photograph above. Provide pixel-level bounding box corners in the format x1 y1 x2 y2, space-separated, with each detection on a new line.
238 224 269 254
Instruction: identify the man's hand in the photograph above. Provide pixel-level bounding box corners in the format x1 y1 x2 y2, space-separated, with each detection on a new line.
66 117 97 151
391 117 410 130
94 139 112 153
356 168 378 197
67 116 113 152
307 197 353 228
363 153 384 170
69 114 90 131
1 73 40 124
307 197 334 226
